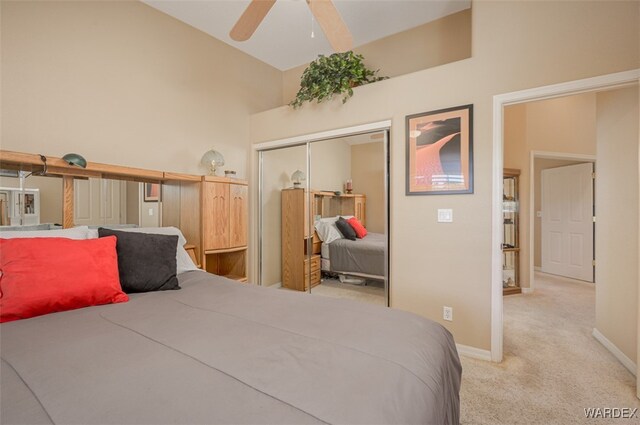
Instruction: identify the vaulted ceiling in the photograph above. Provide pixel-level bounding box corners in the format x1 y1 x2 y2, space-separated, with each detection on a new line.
143 0 471 70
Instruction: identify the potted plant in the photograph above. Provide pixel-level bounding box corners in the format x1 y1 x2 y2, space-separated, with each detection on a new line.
289 51 387 109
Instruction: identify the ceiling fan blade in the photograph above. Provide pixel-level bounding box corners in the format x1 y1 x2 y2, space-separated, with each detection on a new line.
229 0 277 42
306 0 353 52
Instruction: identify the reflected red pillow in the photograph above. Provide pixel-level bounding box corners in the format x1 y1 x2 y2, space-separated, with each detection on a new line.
347 217 367 238
0 236 128 323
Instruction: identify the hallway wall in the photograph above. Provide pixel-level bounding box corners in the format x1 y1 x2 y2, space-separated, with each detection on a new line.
595 86 639 365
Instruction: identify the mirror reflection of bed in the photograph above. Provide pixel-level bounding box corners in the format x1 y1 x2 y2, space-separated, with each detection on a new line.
259 130 388 306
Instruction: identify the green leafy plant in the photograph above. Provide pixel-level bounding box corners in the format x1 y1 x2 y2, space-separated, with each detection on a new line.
289 51 387 109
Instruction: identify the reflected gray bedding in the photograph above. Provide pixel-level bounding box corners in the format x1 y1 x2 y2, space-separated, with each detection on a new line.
1 271 461 425
328 232 386 277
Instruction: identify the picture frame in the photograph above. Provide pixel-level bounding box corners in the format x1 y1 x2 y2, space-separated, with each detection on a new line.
144 182 161 202
406 104 474 195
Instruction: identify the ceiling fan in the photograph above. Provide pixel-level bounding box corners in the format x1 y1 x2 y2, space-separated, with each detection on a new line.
229 0 353 53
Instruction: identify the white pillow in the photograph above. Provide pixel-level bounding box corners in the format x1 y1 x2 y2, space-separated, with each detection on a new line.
314 220 343 244
92 226 199 275
314 216 355 244
0 226 90 240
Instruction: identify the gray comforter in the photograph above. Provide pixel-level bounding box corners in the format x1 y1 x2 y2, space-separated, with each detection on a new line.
329 232 386 277
1 271 461 425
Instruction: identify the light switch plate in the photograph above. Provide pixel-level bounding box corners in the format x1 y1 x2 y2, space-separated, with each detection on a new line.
437 209 453 223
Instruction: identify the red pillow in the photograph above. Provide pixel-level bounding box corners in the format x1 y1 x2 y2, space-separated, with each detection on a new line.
0 236 128 323
347 217 367 238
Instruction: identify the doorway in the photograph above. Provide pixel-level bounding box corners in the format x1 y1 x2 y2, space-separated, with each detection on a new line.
256 122 391 307
492 69 639 365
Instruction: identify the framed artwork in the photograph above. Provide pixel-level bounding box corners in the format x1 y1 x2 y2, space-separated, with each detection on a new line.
144 182 160 202
406 104 473 195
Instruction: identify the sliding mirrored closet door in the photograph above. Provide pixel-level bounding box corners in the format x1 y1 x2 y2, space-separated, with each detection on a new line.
258 129 389 307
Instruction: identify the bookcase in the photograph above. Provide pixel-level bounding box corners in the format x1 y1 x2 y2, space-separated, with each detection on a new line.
503 169 521 295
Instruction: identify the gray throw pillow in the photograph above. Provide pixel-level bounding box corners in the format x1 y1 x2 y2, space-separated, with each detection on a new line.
336 217 357 241
98 228 180 293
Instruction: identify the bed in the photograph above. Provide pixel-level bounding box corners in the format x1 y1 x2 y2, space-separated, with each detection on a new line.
1 225 461 424
1 269 461 424
321 232 386 279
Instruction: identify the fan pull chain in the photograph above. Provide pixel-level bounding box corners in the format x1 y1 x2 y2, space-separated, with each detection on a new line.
311 15 315 38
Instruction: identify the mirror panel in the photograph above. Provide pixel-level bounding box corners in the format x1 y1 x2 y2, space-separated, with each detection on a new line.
259 144 307 288
308 137 352 294
73 178 161 228
0 165 63 228
307 132 388 305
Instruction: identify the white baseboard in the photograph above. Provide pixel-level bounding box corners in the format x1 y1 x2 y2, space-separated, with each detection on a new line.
456 344 492 361
536 271 595 286
265 282 282 289
522 287 534 294
592 328 637 376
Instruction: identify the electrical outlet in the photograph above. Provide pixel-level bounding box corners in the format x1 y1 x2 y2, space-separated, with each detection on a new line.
443 306 453 321
148 208 154 216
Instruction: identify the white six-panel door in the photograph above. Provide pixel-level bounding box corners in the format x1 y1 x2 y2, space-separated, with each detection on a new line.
74 178 124 226
541 163 594 282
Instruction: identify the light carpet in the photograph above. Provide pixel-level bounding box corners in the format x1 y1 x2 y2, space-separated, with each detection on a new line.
460 272 639 424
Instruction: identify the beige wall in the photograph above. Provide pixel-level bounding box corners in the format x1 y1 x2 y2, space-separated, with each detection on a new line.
351 142 385 233
249 1 639 351
1 0 282 177
595 86 639 364
504 93 597 286
533 158 590 268
282 8 472 104
0 175 63 224
310 138 352 192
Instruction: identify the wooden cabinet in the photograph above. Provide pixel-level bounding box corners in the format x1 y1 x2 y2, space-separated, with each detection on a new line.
503 169 521 295
281 188 365 291
201 176 248 282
